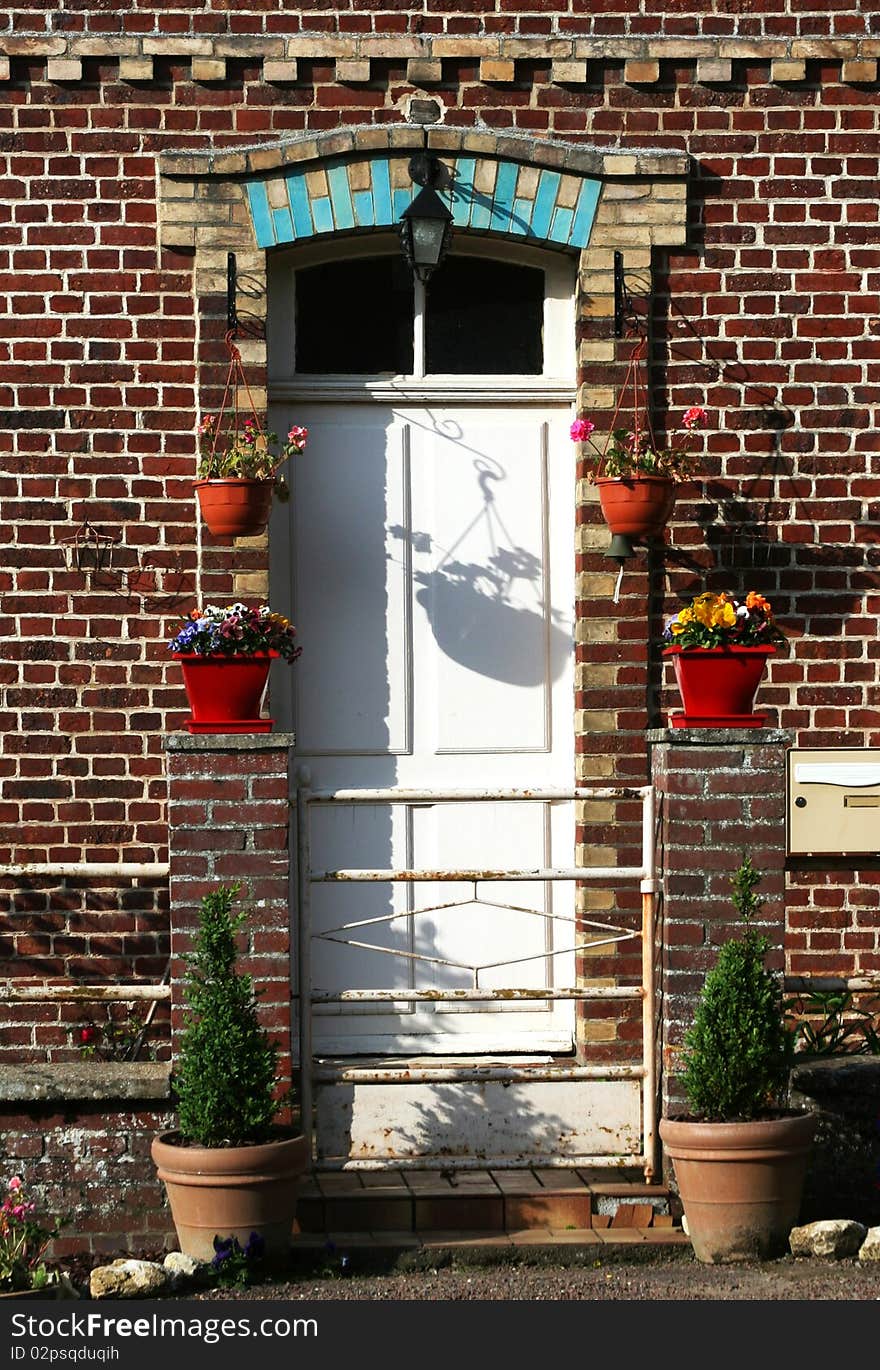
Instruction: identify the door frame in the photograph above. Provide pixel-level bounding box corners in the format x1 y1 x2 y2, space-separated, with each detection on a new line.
267 234 579 1055
266 231 579 741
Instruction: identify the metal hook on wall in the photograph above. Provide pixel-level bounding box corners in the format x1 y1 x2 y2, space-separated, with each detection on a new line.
226 252 266 340
61 522 121 578
614 250 646 339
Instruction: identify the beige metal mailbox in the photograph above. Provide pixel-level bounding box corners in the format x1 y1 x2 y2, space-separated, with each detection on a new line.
788 748 880 855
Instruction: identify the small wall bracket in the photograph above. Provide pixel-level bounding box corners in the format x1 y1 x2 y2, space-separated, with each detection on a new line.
614 250 632 339
226 252 238 335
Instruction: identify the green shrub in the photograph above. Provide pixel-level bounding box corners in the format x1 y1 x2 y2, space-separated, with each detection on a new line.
679 856 791 1122
175 885 286 1147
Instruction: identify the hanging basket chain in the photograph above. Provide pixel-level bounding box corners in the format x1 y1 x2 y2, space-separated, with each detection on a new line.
206 330 270 472
596 338 658 480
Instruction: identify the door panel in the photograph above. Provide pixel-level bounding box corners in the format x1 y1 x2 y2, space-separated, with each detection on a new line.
289 411 411 756
419 418 554 752
276 401 575 1054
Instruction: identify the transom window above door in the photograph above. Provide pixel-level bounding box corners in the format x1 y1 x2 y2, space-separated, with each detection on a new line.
267 235 576 395
295 255 545 377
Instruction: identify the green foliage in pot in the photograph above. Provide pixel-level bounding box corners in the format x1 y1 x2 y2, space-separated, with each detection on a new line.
680 856 792 1122
175 884 290 1148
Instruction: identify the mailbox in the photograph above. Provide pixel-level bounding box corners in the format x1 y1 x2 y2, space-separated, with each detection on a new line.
787 748 880 855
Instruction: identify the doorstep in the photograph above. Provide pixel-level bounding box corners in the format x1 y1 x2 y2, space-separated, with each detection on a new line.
292 1166 688 1251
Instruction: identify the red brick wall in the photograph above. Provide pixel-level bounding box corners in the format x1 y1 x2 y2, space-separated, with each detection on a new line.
1 1097 176 1257
651 731 789 1112
0 878 170 1062
2 11 880 1056
0 5 871 39
165 735 295 1093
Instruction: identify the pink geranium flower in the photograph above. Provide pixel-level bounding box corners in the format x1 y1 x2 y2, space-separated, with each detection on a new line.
569 404 709 483
570 418 596 443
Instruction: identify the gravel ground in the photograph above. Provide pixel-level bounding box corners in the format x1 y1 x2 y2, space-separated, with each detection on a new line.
185 1248 880 1302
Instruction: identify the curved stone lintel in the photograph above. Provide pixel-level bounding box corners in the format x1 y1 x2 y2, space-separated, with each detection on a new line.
158 124 689 181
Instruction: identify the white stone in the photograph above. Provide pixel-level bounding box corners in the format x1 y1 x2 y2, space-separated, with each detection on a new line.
89 1259 168 1300
857 1227 880 1262
162 1251 206 1289
163 1251 203 1278
789 1219 868 1259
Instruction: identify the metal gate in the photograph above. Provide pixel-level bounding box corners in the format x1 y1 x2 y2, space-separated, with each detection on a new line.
294 782 658 1179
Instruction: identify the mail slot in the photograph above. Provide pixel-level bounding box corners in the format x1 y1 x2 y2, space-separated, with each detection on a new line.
788 748 880 855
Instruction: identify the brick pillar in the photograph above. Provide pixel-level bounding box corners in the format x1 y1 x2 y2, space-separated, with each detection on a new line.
164 734 295 1092
648 727 792 1118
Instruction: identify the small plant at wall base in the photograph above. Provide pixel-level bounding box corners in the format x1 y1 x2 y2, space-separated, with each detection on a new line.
784 986 880 1057
150 886 308 1262
0 1176 62 1293
659 857 816 1264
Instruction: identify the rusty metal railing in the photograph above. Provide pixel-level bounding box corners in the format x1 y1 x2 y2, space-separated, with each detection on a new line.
294 782 657 1179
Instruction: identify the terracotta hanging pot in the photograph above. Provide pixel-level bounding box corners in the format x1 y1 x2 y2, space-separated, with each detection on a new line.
663 643 776 728
194 478 274 539
174 652 277 734
596 474 676 539
660 1113 816 1263
151 1129 309 1262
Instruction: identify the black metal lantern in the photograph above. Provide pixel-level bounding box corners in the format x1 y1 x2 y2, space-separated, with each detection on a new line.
399 152 453 284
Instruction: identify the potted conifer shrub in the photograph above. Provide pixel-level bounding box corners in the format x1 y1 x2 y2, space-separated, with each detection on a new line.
659 857 815 1264
151 885 308 1262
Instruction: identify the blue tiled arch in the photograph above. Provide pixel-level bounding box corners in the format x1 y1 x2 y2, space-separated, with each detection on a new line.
244 154 601 252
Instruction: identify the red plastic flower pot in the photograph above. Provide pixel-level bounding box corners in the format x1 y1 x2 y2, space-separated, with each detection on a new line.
663 644 776 728
174 653 277 734
194 478 273 539
596 475 676 539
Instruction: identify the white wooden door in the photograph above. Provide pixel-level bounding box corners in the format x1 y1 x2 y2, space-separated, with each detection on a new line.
268 240 577 1057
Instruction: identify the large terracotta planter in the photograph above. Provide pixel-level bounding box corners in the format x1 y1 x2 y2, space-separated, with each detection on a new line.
660 1113 816 1263
151 1129 309 1262
174 652 276 734
663 643 776 728
195 478 273 539
596 475 676 539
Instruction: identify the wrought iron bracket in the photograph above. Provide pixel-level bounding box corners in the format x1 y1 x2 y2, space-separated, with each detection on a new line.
614 250 632 339
227 252 238 335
